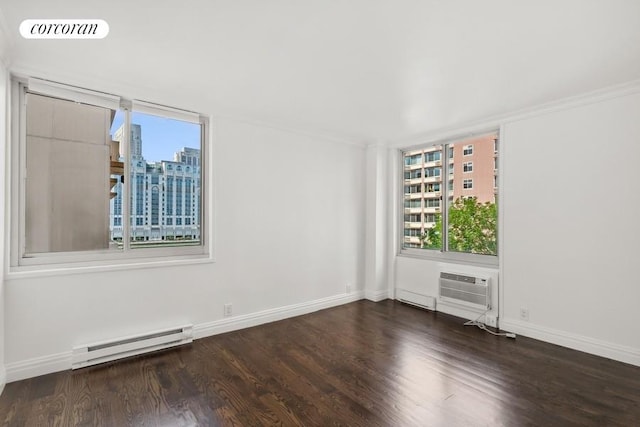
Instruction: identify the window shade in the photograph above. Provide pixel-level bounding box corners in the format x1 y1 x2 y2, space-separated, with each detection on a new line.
132 100 200 124
27 78 121 110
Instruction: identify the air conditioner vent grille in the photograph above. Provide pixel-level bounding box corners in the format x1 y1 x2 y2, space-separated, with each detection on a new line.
440 272 476 284
439 272 490 310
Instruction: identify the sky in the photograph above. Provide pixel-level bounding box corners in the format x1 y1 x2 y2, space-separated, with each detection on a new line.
111 111 201 162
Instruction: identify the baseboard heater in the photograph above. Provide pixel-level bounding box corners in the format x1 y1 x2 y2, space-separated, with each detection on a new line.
439 272 491 310
72 325 193 369
396 288 436 310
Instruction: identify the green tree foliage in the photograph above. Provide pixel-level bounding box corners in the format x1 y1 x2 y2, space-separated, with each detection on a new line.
421 214 442 251
420 197 497 255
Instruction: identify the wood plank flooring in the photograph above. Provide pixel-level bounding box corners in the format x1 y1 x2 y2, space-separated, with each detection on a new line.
1 299 639 426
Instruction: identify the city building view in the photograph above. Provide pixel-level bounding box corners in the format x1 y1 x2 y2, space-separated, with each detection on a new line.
403 133 498 250
109 123 201 244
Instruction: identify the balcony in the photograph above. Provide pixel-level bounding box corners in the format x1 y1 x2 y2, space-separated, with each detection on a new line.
404 192 422 200
403 236 422 245
423 159 442 167
424 176 442 184
403 207 423 214
404 162 423 171
404 222 422 229
403 177 423 185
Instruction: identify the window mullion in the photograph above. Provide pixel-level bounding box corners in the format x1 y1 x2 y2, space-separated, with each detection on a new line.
122 106 132 250
17 84 28 263
442 144 449 252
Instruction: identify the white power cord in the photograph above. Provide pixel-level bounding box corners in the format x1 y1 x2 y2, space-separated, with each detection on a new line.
464 310 516 338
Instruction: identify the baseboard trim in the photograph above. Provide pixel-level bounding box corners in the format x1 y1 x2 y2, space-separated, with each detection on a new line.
500 318 640 367
194 291 365 339
364 289 390 302
6 351 71 383
0 366 6 395
5 291 365 383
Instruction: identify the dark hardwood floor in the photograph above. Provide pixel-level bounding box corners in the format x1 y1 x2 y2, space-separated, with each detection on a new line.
1 299 639 426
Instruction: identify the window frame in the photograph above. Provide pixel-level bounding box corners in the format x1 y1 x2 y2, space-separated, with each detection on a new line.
398 131 499 267
9 77 211 271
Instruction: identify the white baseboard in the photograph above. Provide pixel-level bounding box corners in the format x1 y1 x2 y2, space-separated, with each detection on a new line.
5 291 366 383
194 291 364 339
6 351 71 383
500 318 640 367
0 366 6 395
364 289 390 302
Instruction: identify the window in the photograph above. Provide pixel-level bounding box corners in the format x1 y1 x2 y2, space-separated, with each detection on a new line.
404 199 422 208
425 151 441 162
404 153 422 166
400 131 498 262
151 187 160 225
404 169 422 180
426 183 440 193
404 214 421 223
425 198 440 208
404 184 422 194
10 78 209 268
424 167 441 178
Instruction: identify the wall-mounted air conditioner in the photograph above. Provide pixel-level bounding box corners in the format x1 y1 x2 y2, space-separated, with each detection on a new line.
439 272 490 310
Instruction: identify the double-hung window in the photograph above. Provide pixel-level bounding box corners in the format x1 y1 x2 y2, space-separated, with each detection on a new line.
400 131 498 265
10 77 209 269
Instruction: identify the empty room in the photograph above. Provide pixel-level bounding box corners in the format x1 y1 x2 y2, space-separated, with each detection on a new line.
0 1 639 425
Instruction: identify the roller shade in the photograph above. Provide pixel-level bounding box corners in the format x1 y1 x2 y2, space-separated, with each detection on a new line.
132 100 200 124
27 78 120 110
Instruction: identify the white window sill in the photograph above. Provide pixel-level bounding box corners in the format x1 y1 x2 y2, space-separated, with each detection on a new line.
398 249 498 269
6 254 214 280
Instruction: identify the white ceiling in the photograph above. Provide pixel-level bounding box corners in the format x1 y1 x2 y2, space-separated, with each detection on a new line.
2 0 640 144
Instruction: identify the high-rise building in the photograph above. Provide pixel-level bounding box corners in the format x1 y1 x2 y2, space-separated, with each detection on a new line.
113 123 143 160
402 133 498 248
109 124 201 243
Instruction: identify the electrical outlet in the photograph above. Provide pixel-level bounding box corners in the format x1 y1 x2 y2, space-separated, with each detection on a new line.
485 315 497 328
224 303 233 317
346 283 352 294
520 308 529 321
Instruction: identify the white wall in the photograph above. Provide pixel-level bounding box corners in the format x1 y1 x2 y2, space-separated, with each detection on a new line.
3 116 366 381
393 85 640 366
499 89 640 365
